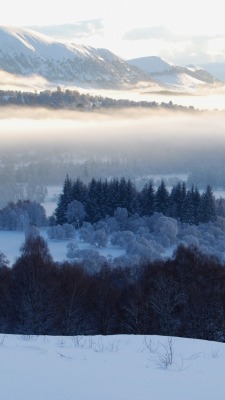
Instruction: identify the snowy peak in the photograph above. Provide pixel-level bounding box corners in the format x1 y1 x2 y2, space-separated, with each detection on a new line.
0 26 55 53
128 56 173 74
0 26 157 88
127 56 221 90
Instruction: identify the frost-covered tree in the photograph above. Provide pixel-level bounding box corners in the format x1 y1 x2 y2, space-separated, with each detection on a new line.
66 200 86 228
153 214 178 247
67 248 106 274
66 241 79 259
47 225 66 241
25 201 47 227
79 223 94 243
111 230 135 248
25 225 40 241
62 223 76 239
92 229 108 247
114 207 128 230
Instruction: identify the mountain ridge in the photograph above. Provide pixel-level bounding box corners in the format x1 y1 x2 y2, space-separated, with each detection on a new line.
0 26 222 91
127 56 221 89
0 26 158 89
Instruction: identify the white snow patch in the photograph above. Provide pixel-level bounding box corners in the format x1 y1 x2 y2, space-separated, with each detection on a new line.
0 334 225 400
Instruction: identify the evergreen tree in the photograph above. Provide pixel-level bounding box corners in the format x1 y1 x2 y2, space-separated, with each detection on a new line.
72 178 87 205
190 185 201 224
169 182 186 219
180 190 195 224
108 178 120 211
85 179 102 223
197 185 216 224
55 175 73 224
140 180 155 216
122 179 138 215
155 180 169 215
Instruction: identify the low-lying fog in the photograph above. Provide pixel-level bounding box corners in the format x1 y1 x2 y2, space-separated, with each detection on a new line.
1 70 225 110
0 105 224 207
0 107 224 152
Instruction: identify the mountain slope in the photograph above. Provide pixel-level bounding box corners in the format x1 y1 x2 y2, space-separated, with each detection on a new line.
128 56 221 90
0 26 157 88
127 56 173 74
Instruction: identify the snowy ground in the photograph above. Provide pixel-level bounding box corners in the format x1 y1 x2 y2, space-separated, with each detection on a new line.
0 229 125 266
0 333 225 400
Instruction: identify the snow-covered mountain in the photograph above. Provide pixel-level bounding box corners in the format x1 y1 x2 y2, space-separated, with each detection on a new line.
0 26 156 89
0 26 222 91
128 56 221 90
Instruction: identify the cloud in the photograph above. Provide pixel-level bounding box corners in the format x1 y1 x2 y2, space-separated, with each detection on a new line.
26 19 104 40
123 26 225 64
0 71 51 91
123 26 185 41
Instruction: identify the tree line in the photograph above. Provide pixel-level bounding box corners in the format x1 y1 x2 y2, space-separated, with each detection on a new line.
0 233 224 342
0 88 197 112
54 176 216 226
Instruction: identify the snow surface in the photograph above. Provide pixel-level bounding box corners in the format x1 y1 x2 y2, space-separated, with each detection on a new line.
128 56 173 74
0 229 125 266
0 333 225 400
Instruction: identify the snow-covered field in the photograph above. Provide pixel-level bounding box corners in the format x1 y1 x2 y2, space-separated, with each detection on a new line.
0 333 225 400
0 229 125 266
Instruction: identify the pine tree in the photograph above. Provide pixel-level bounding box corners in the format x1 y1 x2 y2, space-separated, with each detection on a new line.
55 175 73 224
180 190 195 224
72 178 87 205
191 185 201 224
169 182 186 219
123 179 138 215
197 185 216 224
140 180 155 216
85 179 103 223
155 180 169 215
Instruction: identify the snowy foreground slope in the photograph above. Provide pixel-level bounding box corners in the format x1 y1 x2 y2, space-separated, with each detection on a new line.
0 334 225 400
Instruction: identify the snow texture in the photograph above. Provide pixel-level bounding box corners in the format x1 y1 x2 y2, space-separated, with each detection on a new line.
0 334 225 400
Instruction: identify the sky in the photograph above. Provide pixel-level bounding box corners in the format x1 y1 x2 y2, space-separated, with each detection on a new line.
1 0 225 64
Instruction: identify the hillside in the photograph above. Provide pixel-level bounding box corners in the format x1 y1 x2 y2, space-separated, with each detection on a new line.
0 334 225 400
128 56 221 90
0 26 157 89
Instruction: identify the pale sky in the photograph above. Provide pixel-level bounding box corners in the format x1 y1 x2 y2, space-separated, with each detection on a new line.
2 0 225 63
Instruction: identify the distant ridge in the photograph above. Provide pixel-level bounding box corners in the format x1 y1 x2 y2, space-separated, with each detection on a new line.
128 56 221 90
0 26 222 91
